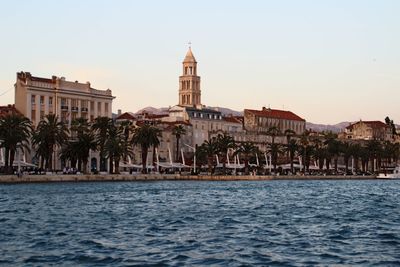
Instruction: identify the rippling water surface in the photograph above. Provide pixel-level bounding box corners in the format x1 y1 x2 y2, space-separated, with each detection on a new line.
1 180 400 266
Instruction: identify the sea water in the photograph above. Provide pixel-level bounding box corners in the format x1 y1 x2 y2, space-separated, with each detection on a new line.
1 180 399 266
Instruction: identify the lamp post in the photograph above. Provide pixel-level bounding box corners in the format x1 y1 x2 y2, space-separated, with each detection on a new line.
184 144 196 174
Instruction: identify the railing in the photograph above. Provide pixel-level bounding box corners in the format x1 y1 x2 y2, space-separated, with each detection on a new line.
81 107 88 112
71 107 79 112
61 105 68 111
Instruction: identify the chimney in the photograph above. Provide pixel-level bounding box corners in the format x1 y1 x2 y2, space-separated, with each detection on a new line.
117 109 122 116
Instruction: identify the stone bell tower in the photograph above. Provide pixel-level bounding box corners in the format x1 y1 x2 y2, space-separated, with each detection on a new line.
179 46 201 107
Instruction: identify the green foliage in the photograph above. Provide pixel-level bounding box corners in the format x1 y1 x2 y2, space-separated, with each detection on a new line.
132 123 161 173
32 114 69 170
0 112 32 173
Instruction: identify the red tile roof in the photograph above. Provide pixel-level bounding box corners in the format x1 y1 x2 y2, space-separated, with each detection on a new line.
245 108 305 122
116 112 136 120
223 116 243 124
346 121 390 130
0 104 22 118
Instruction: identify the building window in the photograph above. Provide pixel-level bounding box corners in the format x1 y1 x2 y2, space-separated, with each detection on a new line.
49 97 53 105
40 96 44 105
97 102 102 114
105 103 109 113
31 95 36 104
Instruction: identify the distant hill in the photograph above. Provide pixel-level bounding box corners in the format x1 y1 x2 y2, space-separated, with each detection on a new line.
205 106 243 116
135 106 169 115
306 122 352 133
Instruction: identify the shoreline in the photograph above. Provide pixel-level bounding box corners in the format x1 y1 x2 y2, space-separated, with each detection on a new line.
0 174 377 184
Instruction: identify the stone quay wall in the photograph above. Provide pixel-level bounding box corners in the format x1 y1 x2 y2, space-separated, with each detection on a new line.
0 174 376 184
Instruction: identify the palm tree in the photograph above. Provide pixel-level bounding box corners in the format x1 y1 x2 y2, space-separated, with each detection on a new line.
71 117 91 170
284 129 296 144
71 117 89 137
366 140 382 172
285 139 298 174
60 141 79 170
350 143 362 173
118 120 135 164
76 131 97 173
172 124 187 162
216 133 235 174
267 142 282 173
298 130 312 173
312 137 326 171
32 114 68 171
267 126 281 145
235 141 258 175
92 117 112 172
359 145 370 173
104 125 126 174
340 142 352 174
132 123 161 174
197 137 219 174
324 132 340 171
0 113 32 174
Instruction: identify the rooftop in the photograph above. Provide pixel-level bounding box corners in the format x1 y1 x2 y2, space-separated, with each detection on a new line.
346 121 390 130
245 107 305 122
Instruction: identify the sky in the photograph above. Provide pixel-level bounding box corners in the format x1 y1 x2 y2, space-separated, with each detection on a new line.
0 0 399 124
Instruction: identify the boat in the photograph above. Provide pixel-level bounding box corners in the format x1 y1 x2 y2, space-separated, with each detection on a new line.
377 166 400 179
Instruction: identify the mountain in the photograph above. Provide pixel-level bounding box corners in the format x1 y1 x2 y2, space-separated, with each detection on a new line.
306 122 352 133
135 106 169 115
205 106 243 116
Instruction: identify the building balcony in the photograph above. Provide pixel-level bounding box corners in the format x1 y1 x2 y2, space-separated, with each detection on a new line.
81 107 89 112
61 105 69 111
71 106 79 112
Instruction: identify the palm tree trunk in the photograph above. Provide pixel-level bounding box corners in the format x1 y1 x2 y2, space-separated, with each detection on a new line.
176 137 180 162
109 156 114 174
4 148 9 168
152 146 157 170
114 159 120 174
9 149 15 174
78 159 82 173
344 157 349 173
334 157 338 172
290 153 294 174
141 145 148 174
82 160 88 174
207 156 213 175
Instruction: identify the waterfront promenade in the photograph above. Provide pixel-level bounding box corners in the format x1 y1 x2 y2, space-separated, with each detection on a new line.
0 174 376 183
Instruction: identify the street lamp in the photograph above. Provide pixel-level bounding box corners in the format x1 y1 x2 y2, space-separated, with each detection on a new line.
184 144 196 174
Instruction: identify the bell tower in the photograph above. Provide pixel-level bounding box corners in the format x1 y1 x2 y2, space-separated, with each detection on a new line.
179 46 201 107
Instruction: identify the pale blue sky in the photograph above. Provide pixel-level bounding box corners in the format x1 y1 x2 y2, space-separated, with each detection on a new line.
0 0 399 124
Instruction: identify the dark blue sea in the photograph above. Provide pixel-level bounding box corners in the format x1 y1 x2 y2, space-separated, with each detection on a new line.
1 180 400 266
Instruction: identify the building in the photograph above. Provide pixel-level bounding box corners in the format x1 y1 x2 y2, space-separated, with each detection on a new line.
14 71 115 171
168 105 224 146
244 107 306 135
340 120 392 141
0 104 22 118
15 71 115 127
179 47 201 107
